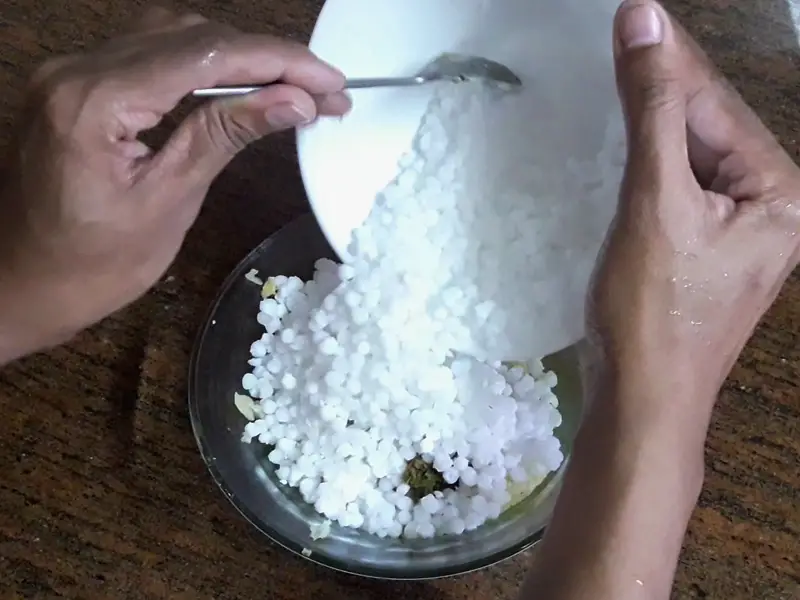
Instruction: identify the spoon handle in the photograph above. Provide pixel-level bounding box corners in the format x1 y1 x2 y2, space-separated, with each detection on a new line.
192 86 264 97
191 76 429 98
344 76 427 89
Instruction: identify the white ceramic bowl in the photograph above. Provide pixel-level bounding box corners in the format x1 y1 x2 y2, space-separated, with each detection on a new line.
298 0 625 259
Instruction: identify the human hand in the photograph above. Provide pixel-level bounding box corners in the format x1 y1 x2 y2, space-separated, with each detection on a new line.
0 7 350 361
523 6 798 597
587 0 800 418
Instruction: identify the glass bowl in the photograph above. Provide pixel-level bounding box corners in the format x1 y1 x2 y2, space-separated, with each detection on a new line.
188 214 584 580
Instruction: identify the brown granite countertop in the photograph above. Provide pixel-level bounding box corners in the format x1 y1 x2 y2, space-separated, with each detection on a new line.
0 0 798 598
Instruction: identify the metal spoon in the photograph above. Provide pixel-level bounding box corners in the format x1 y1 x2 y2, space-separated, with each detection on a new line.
191 53 522 98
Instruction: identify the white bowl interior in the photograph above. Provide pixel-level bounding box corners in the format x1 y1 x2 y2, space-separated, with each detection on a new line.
298 0 625 258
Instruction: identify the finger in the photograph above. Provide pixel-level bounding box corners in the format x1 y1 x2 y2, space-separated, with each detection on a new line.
614 0 691 198
128 6 179 33
141 84 317 189
315 91 352 117
669 20 793 194
704 190 736 224
125 6 209 38
111 30 345 119
29 55 77 88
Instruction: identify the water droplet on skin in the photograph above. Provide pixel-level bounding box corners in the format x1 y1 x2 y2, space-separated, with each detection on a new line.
669 310 681 317
690 320 703 326
723 272 729 278
202 49 220 68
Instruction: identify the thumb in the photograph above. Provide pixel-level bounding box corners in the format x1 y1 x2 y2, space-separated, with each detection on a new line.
614 0 690 189
151 84 317 189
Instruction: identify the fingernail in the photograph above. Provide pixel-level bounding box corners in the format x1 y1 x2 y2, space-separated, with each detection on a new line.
617 1 664 51
265 103 312 130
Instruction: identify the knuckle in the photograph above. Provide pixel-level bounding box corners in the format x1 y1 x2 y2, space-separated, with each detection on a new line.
637 76 680 113
30 55 75 90
177 12 208 28
29 72 81 121
268 34 305 52
132 6 208 33
194 23 238 63
743 182 796 226
138 5 179 27
199 21 237 47
763 192 800 231
27 64 102 138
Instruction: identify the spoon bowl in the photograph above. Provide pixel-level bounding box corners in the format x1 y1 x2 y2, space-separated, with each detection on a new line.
416 52 523 87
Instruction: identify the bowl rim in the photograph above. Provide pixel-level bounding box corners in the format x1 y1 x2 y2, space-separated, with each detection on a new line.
187 214 554 580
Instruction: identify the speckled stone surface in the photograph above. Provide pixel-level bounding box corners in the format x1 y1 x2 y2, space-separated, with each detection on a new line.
0 0 798 598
